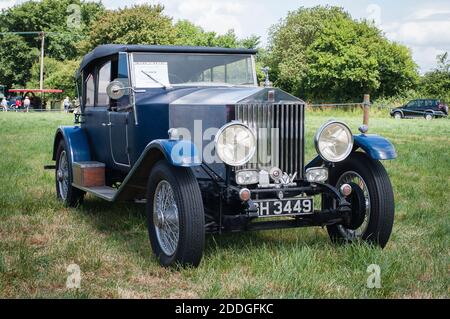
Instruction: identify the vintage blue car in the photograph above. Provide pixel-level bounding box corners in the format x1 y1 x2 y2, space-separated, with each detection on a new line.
50 45 397 267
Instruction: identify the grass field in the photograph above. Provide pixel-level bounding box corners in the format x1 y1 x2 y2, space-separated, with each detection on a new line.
0 111 448 298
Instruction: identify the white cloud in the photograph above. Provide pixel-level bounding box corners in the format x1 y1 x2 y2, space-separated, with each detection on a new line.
409 8 450 20
384 20 450 47
170 0 247 36
0 0 17 10
410 46 445 73
381 7 450 73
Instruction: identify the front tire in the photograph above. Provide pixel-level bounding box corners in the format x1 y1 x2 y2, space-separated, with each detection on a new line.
146 160 205 267
393 112 402 120
55 140 85 207
326 152 395 248
424 113 433 120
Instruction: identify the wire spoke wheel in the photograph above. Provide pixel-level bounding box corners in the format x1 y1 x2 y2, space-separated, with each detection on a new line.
146 160 205 267
57 150 70 200
153 180 180 256
336 171 370 239
326 152 395 248
55 140 84 207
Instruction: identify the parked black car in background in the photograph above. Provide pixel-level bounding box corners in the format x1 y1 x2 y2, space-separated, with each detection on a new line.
390 99 448 120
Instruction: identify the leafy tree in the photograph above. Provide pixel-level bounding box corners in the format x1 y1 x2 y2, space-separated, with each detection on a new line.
0 2 259 96
174 20 259 49
26 57 79 98
265 6 418 102
304 17 380 101
174 20 217 46
376 42 419 97
265 6 350 94
304 17 418 101
238 35 260 50
0 34 39 89
0 0 104 60
82 4 176 52
420 52 450 101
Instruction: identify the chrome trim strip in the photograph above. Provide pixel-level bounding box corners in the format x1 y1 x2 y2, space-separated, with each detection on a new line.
128 53 139 125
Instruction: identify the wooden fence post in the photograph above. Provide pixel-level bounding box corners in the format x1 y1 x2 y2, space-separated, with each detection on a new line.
359 94 370 134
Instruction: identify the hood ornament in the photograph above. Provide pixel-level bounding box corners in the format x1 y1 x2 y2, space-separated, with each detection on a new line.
258 169 297 188
261 66 272 87
280 172 297 185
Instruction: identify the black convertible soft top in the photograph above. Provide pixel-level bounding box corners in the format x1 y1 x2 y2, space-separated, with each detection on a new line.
77 44 257 76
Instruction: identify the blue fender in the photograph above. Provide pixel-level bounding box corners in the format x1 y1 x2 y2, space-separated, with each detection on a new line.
306 134 396 168
111 139 201 201
52 126 91 163
353 134 397 160
147 139 201 167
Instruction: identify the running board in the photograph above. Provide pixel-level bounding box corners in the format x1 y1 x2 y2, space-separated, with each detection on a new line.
72 184 117 201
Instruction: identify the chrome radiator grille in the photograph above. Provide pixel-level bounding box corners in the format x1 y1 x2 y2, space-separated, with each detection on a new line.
235 103 305 178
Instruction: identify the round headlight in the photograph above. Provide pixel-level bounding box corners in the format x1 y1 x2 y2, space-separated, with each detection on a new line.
215 122 256 166
315 121 353 162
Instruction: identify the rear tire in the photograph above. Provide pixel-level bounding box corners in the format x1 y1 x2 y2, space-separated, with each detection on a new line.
146 160 205 267
325 152 395 248
425 113 433 120
55 140 85 207
393 112 402 120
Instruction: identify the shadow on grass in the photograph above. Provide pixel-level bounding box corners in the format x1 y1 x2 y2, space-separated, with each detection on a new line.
73 197 336 264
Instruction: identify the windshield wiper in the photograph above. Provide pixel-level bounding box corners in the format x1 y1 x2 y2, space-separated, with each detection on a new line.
141 70 171 89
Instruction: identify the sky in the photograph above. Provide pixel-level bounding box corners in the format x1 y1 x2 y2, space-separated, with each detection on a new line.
2 0 450 73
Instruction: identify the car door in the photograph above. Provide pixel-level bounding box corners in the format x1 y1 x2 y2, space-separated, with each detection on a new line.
83 66 110 164
414 99 425 116
424 99 435 112
108 111 130 167
403 100 416 117
97 60 131 168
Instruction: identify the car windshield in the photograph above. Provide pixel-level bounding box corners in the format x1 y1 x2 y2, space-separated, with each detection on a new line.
131 52 257 88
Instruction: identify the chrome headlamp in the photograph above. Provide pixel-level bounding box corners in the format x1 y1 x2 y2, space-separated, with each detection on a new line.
314 121 353 162
215 122 256 166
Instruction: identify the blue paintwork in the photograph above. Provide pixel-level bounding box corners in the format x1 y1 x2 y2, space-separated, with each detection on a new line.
148 139 201 167
305 155 323 170
53 126 91 163
305 134 396 168
353 134 397 160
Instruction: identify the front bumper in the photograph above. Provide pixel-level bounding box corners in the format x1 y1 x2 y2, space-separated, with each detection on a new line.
210 182 353 233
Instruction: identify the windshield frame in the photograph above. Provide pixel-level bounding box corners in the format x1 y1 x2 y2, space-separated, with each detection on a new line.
129 52 258 88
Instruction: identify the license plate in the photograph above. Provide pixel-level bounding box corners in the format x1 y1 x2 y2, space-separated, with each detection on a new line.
254 198 314 217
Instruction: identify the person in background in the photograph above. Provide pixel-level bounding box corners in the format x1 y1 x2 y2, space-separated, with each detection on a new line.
1 97 8 112
15 98 22 112
23 96 31 113
63 96 71 113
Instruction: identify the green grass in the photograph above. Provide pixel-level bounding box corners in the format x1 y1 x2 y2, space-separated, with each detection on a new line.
0 111 449 298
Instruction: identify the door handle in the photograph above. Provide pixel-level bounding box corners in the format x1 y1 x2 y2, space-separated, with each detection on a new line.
102 122 112 126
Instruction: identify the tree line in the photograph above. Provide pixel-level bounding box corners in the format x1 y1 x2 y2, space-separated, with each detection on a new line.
0 1 448 103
